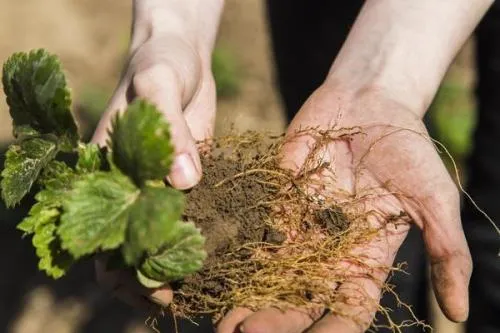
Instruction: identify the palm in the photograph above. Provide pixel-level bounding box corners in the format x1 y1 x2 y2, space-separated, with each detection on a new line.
218 86 472 333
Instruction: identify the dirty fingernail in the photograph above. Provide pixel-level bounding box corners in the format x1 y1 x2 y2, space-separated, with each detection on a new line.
166 153 201 190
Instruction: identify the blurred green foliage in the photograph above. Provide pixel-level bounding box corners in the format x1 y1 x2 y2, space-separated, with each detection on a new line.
429 81 476 162
74 87 110 142
212 46 240 98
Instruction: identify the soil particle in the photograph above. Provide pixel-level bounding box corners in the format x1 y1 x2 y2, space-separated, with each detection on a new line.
315 207 350 235
263 228 287 245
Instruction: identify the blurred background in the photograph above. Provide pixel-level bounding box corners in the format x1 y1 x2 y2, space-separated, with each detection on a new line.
0 0 476 332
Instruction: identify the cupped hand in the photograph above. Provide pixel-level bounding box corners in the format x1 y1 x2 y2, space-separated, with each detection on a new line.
218 84 472 333
93 34 216 309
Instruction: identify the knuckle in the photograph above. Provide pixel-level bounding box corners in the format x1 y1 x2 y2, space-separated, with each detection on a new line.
204 72 217 94
132 65 180 97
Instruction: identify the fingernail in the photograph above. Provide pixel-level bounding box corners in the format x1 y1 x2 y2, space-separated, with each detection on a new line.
239 324 245 333
149 295 169 307
166 153 201 190
150 288 173 305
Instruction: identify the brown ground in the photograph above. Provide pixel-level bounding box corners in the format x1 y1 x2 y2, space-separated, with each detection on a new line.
0 0 467 332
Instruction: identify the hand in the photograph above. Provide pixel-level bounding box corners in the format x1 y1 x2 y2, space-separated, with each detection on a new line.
92 35 216 189
92 34 216 308
218 84 472 332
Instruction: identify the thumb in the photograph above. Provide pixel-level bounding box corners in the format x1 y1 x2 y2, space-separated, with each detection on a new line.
91 81 128 147
132 65 202 190
94 65 203 190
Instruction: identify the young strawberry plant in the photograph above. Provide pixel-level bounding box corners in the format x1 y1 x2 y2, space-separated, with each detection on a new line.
2 50 422 331
1 49 206 287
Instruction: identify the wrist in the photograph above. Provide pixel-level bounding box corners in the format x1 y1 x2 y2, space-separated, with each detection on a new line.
323 74 427 120
322 0 492 119
131 0 224 62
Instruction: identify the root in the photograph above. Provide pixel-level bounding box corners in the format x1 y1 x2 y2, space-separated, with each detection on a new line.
214 168 290 187
164 129 422 331
163 125 496 331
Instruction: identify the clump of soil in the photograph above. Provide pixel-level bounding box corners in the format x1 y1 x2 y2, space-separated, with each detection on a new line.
184 155 285 258
167 130 405 325
179 154 287 298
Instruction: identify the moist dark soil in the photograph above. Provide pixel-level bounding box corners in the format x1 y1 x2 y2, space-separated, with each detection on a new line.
184 155 283 255
179 153 285 297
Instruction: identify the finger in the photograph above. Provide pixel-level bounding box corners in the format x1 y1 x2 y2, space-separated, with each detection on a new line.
149 287 174 307
115 271 173 308
304 273 382 333
96 258 173 307
91 81 130 146
115 269 173 307
416 185 472 322
355 125 473 322
308 218 408 333
239 308 324 333
183 73 217 141
113 284 155 311
217 308 254 333
132 65 202 190
306 315 359 333
307 278 379 333
395 149 471 322
95 260 154 310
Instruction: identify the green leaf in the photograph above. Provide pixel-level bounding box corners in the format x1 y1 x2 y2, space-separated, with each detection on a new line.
17 188 73 278
110 100 174 186
58 171 139 258
136 269 165 288
14 125 40 139
138 221 206 284
1 137 58 207
2 49 78 149
18 205 59 234
76 143 102 173
17 168 74 279
122 186 185 265
32 220 73 279
38 160 75 191
18 162 74 234
20 163 76 232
